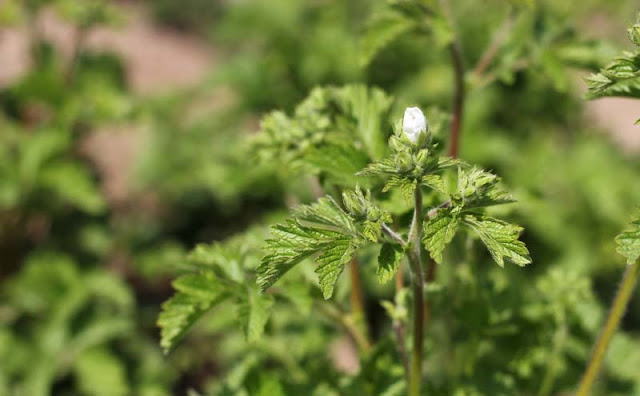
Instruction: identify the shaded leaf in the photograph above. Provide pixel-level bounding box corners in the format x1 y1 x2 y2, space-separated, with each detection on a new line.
377 243 404 283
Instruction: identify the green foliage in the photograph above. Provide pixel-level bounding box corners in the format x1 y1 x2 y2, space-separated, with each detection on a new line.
159 233 276 352
4 1 640 395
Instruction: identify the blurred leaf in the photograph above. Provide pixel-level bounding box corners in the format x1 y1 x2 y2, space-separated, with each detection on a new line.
73 347 129 396
360 11 416 67
237 288 274 343
158 272 229 352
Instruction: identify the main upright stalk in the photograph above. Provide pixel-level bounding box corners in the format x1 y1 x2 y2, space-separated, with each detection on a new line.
408 187 425 396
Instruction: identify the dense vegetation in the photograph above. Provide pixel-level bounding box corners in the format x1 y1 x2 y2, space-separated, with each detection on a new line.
1 0 639 395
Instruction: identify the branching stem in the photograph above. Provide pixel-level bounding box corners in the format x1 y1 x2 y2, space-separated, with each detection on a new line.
317 303 372 352
382 223 407 247
576 263 640 396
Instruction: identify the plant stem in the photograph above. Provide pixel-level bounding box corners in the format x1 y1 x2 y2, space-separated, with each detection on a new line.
382 223 408 247
408 187 425 396
348 257 370 344
441 0 466 159
576 263 640 396
317 303 372 352
447 41 465 158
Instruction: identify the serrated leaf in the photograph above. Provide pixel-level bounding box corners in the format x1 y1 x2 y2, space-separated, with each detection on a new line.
158 272 228 353
316 236 362 299
463 215 531 267
360 11 416 67
616 219 640 265
259 197 363 299
423 210 460 264
237 288 274 343
377 243 404 283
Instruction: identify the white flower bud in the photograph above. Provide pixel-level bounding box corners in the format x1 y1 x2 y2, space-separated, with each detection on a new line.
402 107 426 143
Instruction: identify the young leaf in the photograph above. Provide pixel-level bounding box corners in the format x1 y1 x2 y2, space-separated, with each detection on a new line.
616 219 640 265
455 167 515 209
463 215 531 267
158 272 229 353
377 243 404 283
585 51 640 99
423 210 460 264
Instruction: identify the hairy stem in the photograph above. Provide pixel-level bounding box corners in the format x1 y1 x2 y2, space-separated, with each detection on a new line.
408 187 425 396
382 223 408 247
576 264 640 396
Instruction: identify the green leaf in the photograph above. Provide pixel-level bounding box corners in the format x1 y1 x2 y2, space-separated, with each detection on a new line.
463 215 531 267
377 243 404 283
616 219 640 265
259 197 362 299
360 11 416 67
423 210 460 264
237 288 274 343
157 272 228 353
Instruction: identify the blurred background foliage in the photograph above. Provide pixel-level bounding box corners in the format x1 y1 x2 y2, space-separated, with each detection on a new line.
0 0 639 395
